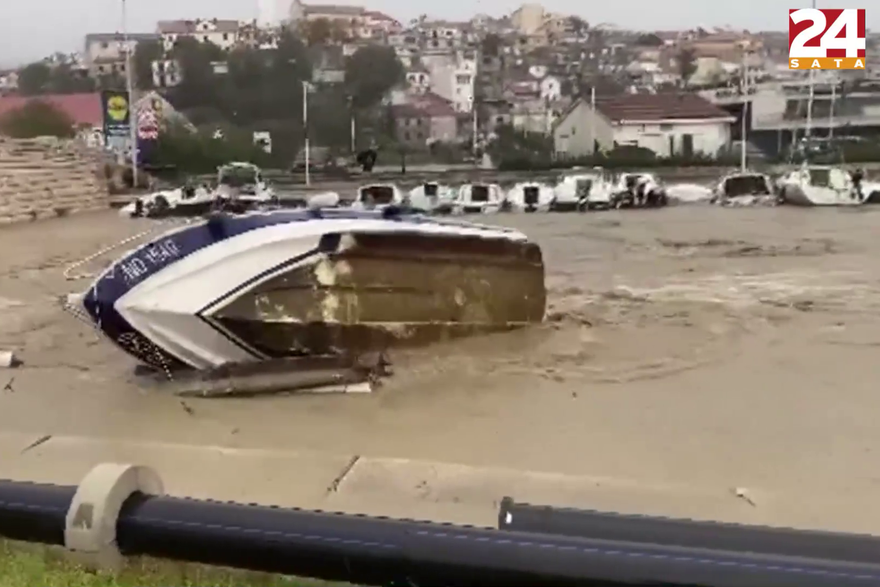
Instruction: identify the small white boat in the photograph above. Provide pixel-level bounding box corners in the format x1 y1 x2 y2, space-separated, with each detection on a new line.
609 172 668 209
503 181 555 213
711 172 778 207
553 170 615 211
408 182 455 214
64 209 546 372
121 162 277 218
351 183 406 210
778 165 864 206
453 183 504 214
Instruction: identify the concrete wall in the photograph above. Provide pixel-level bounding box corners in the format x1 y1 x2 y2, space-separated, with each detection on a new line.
612 120 732 158
0 138 108 225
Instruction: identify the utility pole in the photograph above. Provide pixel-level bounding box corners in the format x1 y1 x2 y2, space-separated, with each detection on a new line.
122 0 138 188
740 52 748 172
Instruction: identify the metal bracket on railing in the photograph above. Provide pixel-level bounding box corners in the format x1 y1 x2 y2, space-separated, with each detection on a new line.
63 463 164 570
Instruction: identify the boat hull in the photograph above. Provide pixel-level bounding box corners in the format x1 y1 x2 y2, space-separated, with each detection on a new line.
780 184 863 206
213 232 544 357
72 210 545 371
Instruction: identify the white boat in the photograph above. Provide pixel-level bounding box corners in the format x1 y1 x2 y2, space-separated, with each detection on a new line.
864 178 880 203
453 183 504 214
711 172 778 207
351 183 406 210
503 182 555 212
64 208 546 372
408 182 456 214
121 162 277 218
553 170 615 211
778 165 865 206
609 172 668 209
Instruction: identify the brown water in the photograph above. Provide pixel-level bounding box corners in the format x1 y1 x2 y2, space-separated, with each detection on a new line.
2 207 880 523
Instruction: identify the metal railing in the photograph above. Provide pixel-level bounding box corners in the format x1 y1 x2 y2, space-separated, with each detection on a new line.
1 463 880 586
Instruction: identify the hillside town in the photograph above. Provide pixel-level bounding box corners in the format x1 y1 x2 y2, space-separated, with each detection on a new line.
1 1 880 165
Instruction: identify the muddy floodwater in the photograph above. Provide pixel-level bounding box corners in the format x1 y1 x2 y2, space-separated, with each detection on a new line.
2 207 880 529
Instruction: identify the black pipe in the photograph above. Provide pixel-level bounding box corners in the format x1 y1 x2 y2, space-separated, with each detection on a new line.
0 480 73 545
498 496 880 565
116 492 880 587
499 497 880 585
4 478 880 586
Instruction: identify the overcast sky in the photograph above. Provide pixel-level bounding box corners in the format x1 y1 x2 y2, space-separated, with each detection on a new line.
1 0 876 68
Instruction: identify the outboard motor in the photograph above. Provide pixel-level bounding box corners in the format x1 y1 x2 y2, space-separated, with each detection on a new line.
523 186 539 212
356 149 378 172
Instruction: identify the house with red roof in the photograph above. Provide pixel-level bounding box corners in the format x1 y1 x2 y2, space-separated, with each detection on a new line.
390 92 458 147
552 92 736 159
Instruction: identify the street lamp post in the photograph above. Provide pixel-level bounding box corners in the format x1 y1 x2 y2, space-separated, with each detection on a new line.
302 80 311 186
122 0 138 188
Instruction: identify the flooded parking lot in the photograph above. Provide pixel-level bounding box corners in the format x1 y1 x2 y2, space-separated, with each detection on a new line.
2 206 880 529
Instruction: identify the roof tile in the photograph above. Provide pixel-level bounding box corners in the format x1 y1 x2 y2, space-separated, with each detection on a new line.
595 92 732 122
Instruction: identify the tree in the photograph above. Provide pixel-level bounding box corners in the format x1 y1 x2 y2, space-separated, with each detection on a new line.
132 39 164 90
481 33 501 56
167 38 225 110
344 45 403 109
17 63 53 95
568 16 588 36
636 33 663 47
677 46 697 86
0 100 75 138
303 18 333 46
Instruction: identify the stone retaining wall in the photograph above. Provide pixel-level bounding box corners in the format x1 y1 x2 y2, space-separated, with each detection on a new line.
0 137 108 225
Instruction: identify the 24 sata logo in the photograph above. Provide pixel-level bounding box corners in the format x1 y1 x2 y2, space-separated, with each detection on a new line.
789 8 866 69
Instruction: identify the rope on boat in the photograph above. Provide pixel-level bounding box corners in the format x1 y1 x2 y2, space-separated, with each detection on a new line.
62 218 188 281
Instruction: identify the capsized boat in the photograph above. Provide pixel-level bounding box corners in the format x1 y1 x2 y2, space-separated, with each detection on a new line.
711 172 778 207
553 170 614 211
454 183 503 214
350 183 405 210
408 182 455 214
121 162 277 218
65 208 546 372
778 165 864 206
504 182 555 212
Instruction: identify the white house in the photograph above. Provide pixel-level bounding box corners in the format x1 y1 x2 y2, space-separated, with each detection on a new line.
83 32 159 77
552 92 735 158
406 68 431 93
540 75 562 102
157 19 240 52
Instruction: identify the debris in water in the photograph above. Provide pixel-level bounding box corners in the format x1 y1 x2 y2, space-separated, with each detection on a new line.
179 400 195 415
326 454 361 494
21 434 52 454
2 377 13 393
732 487 756 506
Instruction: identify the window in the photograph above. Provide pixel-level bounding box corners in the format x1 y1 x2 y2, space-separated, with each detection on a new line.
223 33 229 41
404 131 411 140
101 41 109 49
203 35 209 42
456 74 471 84
659 123 672 131
571 126 576 135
